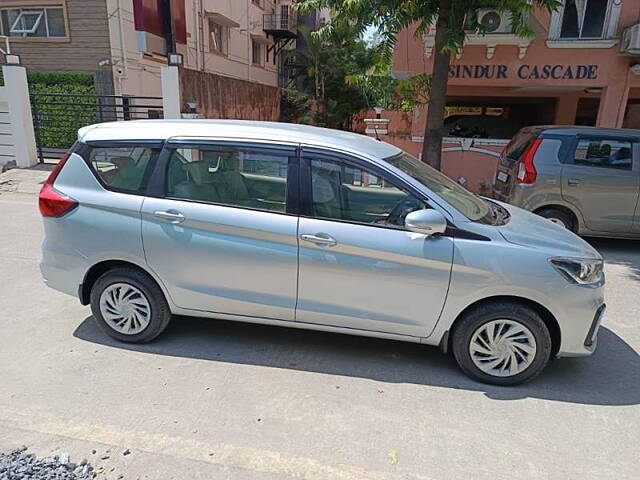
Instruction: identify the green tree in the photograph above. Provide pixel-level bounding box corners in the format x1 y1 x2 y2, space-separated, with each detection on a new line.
288 24 380 129
297 0 560 170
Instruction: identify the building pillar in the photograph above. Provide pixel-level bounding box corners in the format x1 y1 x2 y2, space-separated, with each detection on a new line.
596 69 631 128
2 65 38 168
554 94 580 125
411 104 428 142
161 66 182 119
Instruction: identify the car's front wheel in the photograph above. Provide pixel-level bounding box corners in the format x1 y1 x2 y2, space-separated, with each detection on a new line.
451 302 552 386
90 267 172 343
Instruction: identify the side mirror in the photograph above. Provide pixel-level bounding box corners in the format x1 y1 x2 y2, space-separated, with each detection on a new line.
404 209 448 237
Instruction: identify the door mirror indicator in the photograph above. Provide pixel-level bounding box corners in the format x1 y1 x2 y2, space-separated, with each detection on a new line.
404 209 447 237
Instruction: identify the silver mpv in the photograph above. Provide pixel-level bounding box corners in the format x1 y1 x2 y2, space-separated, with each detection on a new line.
40 120 606 385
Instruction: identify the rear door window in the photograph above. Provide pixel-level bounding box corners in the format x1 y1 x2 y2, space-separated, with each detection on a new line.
572 138 633 170
88 145 159 193
165 145 292 213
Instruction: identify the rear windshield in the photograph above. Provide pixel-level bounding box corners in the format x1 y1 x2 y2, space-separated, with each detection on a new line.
503 128 541 162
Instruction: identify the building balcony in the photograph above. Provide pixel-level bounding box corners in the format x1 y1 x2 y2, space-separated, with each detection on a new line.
263 9 297 39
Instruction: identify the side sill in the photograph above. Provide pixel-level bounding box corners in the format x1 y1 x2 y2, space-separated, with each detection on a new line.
170 307 429 345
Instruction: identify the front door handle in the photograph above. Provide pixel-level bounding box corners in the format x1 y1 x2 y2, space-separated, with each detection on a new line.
300 233 337 247
154 209 185 224
567 179 581 187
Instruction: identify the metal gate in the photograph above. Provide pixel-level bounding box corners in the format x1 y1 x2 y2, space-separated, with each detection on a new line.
30 93 164 163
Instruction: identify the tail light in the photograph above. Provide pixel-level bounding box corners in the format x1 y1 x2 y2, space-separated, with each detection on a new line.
39 153 78 217
516 137 542 184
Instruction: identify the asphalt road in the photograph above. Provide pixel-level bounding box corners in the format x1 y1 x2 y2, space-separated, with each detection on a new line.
0 168 638 479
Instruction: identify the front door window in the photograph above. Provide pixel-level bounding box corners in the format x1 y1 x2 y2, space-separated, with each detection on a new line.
309 158 427 228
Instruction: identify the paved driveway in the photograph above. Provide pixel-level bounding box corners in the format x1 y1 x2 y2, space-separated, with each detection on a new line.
0 168 638 479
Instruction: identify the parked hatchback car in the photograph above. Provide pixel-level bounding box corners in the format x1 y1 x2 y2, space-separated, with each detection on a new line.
493 126 640 238
40 120 606 385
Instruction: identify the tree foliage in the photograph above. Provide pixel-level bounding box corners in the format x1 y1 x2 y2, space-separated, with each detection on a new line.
297 0 560 59
296 0 560 169
285 24 381 129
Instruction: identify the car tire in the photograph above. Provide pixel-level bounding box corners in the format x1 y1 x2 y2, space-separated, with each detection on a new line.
90 267 172 343
536 208 577 233
451 302 552 386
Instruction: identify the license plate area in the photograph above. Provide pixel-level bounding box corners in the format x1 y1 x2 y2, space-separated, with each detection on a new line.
496 171 509 183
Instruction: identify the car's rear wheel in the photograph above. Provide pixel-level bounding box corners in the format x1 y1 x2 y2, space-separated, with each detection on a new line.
90 267 171 343
536 207 577 233
451 302 552 386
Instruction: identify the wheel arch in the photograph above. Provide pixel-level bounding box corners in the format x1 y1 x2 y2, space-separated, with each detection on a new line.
80 260 169 307
532 203 582 232
446 295 561 357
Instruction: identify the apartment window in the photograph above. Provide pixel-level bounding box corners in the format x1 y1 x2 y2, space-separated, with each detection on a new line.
251 40 263 66
280 4 290 29
208 18 227 54
0 6 66 38
560 0 610 39
252 0 262 7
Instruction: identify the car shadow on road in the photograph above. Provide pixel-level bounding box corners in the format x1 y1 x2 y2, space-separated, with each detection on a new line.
74 315 640 407
587 237 640 282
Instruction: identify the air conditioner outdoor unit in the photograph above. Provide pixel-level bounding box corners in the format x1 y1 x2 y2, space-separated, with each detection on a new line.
621 23 640 56
476 9 513 34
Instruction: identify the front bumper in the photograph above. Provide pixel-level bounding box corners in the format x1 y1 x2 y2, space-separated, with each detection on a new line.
555 285 606 358
584 304 606 349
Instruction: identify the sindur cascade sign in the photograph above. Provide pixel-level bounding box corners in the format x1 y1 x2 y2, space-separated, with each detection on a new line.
449 64 598 81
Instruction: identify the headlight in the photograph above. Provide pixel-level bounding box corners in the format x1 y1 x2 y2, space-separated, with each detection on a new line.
549 257 604 285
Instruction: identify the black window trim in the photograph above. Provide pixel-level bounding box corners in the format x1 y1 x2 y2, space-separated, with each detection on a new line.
75 140 165 197
149 139 300 217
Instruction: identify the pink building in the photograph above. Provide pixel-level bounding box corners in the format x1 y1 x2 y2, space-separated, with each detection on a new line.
379 3 640 193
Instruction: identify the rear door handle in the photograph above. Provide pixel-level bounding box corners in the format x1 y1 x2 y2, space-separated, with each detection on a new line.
154 209 185 224
300 233 337 247
567 179 581 187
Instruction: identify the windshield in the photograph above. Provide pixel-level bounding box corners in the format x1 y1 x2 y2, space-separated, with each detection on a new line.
386 152 493 222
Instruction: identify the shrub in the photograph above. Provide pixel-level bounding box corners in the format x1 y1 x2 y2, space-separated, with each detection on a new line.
31 83 97 149
28 71 94 87
29 72 97 149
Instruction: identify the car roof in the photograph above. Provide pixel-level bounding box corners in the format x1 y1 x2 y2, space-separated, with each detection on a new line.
532 125 640 137
78 119 402 159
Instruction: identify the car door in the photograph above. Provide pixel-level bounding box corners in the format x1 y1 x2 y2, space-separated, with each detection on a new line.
561 136 640 233
141 140 299 321
295 148 454 338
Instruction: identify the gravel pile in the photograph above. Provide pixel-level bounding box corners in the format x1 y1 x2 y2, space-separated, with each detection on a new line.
0 447 95 479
